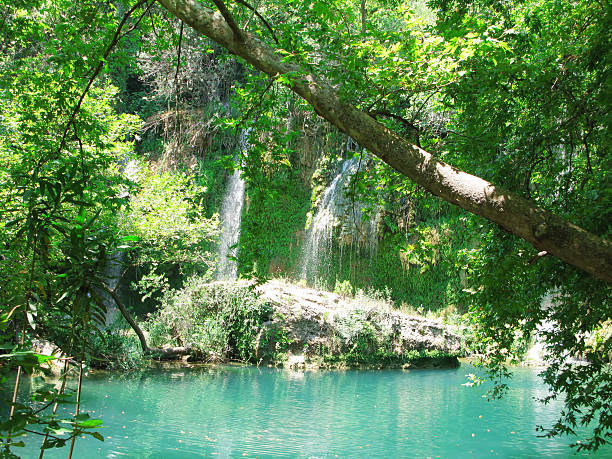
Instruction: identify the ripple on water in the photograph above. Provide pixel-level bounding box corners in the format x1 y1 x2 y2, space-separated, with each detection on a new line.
18 365 612 458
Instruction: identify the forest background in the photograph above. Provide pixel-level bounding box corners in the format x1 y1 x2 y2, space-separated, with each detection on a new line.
0 0 610 455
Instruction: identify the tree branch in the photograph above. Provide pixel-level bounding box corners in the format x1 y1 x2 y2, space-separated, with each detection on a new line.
174 20 184 84
234 0 279 45
157 0 612 284
238 77 275 129
100 284 150 353
101 283 193 359
369 110 420 146
211 0 244 42
55 0 153 158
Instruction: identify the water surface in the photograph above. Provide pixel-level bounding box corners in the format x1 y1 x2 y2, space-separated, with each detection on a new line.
26 364 611 458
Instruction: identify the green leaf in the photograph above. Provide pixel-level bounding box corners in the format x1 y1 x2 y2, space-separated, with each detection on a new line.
78 419 103 428
120 235 140 242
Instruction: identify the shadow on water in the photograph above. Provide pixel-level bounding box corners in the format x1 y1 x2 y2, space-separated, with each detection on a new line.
19 364 612 458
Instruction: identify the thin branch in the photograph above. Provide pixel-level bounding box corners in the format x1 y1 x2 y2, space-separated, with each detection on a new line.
528 251 549 265
38 358 70 459
365 89 390 113
173 20 184 135
25 428 66 440
54 0 152 158
147 5 160 39
71 121 87 190
211 0 244 42
67 347 84 459
32 400 55 416
369 110 420 147
238 77 275 128
369 110 419 132
234 0 279 45
100 284 150 353
410 90 437 124
174 21 184 84
360 0 366 34
118 0 155 42
580 117 594 191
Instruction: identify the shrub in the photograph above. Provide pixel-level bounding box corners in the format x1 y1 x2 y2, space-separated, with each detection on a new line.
144 278 272 361
88 329 147 371
333 279 353 297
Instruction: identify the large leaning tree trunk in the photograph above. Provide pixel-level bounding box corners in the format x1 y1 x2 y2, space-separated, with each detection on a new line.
158 0 612 284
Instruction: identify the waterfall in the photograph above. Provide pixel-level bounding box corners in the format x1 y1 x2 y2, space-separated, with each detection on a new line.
301 156 380 282
102 159 140 326
101 251 124 326
215 130 248 280
525 292 587 365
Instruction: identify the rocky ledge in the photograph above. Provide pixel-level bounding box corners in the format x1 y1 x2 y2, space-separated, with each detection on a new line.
252 280 462 369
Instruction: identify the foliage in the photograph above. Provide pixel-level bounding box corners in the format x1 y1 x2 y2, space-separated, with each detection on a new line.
123 164 219 299
422 0 612 450
0 0 610 454
0 0 151 456
144 279 272 361
190 0 610 449
333 279 354 297
239 161 310 278
257 316 295 363
321 311 459 367
219 0 611 449
88 327 148 371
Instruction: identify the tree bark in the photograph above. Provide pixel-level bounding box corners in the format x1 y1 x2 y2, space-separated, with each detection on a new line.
158 0 612 284
102 284 194 359
361 0 366 34
102 284 150 353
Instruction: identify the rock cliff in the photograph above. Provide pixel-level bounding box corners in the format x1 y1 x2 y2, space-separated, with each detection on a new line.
253 280 462 369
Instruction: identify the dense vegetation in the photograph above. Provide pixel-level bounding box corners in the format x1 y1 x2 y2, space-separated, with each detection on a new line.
145 280 273 362
0 0 610 456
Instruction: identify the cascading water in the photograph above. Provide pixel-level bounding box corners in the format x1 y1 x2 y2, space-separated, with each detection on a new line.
300 155 380 282
102 159 140 325
101 252 124 326
526 292 586 365
525 292 557 364
215 130 248 280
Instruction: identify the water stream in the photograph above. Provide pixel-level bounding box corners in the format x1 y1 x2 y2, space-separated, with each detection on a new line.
101 251 124 326
215 131 248 280
301 156 380 283
525 292 587 366
101 159 140 325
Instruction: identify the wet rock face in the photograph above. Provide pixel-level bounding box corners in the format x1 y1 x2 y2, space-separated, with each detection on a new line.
254 280 462 368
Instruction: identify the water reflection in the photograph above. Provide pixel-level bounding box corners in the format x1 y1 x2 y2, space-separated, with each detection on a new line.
23 365 611 458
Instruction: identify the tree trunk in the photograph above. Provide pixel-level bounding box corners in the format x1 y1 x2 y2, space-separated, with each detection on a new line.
158 0 612 284
102 284 150 353
102 284 194 359
361 0 366 34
